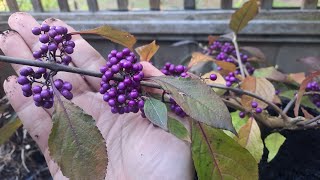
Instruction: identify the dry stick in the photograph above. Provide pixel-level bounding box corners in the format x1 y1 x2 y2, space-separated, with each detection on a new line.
232 32 247 78
0 55 289 122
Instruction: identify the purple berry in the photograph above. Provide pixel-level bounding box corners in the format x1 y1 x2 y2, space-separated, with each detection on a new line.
210 74 217 81
64 46 74 54
117 95 126 104
239 111 245 118
32 85 42 94
63 82 72 91
32 27 41 35
108 99 116 106
255 107 262 114
33 94 42 102
251 101 258 108
54 79 63 89
40 89 50 98
17 76 30 85
40 24 50 32
61 89 73 100
22 84 32 92
39 34 49 43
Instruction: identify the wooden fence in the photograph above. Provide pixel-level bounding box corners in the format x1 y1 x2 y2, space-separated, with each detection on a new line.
0 0 319 74
2 0 320 12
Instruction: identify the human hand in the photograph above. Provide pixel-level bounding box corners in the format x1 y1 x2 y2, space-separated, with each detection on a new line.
0 12 193 180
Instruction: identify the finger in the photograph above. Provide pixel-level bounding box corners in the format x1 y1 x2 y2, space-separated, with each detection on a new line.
7 12 40 51
141 61 164 77
43 18 105 91
3 76 51 152
0 30 91 99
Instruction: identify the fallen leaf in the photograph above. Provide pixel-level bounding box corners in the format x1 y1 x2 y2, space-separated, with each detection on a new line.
135 40 159 62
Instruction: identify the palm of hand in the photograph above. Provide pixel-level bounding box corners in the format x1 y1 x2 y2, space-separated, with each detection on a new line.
0 13 193 179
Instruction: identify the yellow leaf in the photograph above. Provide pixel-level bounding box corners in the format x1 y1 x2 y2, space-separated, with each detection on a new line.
135 40 159 62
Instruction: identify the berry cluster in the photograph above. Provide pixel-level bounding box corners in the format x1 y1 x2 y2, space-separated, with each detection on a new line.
100 48 145 116
206 41 255 87
306 81 320 108
169 98 187 118
32 24 75 65
17 24 74 109
238 101 262 119
160 62 189 78
160 62 189 117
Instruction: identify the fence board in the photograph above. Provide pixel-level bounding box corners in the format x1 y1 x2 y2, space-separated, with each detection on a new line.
150 0 160 10
31 0 43 12
261 0 273 9
184 0 196 10
302 0 318 9
87 0 99 12
117 0 128 11
58 0 70 12
221 0 232 9
5 0 19 12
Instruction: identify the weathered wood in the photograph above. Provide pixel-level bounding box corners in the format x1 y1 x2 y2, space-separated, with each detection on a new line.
5 0 19 12
150 0 160 10
31 0 43 12
221 0 233 9
117 0 128 11
260 0 273 10
87 0 99 12
302 0 318 9
184 0 195 10
58 0 70 12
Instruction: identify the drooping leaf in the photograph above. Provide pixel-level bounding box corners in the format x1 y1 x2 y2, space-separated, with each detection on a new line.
236 117 263 163
253 67 287 82
171 40 198 47
0 115 22 145
201 71 226 95
265 133 286 162
188 52 236 72
144 97 168 130
135 40 159 62
71 25 136 50
241 76 275 109
192 122 258 180
297 56 320 72
229 0 259 33
294 71 320 116
150 76 235 134
241 46 266 61
167 115 190 142
48 99 107 180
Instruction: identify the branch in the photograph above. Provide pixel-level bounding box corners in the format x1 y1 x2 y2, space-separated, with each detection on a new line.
208 83 290 123
0 55 289 123
232 32 246 78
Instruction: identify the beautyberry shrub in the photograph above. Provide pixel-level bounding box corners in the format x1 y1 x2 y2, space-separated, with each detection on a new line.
17 24 75 109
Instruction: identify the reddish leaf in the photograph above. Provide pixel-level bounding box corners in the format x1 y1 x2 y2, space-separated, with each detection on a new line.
301 107 314 119
297 56 320 72
241 76 275 109
71 25 136 50
208 35 219 45
135 40 159 62
294 71 320 116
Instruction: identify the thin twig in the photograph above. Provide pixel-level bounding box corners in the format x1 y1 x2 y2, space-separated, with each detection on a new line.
300 114 320 125
283 94 297 114
231 32 246 78
208 83 290 122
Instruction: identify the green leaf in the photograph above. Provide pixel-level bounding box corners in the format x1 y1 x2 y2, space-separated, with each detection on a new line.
48 99 107 180
265 132 286 162
150 76 235 134
224 111 248 138
0 115 22 145
71 25 136 50
230 0 259 33
192 122 258 180
253 67 287 82
236 117 263 163
144 97 168 130
167 115 190 142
